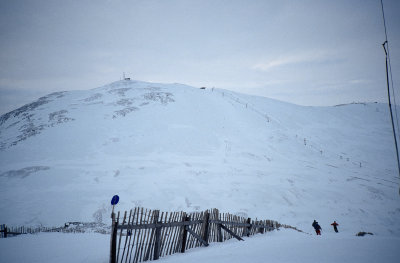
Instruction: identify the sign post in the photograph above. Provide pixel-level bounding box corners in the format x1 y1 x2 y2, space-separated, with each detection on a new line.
111 195 119 218
110 195 119 263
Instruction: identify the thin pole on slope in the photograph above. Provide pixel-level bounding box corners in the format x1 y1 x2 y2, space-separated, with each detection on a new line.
381 0 400 195
383 42 400 195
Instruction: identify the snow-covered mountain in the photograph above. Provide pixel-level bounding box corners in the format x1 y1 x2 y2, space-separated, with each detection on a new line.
1 79 399 236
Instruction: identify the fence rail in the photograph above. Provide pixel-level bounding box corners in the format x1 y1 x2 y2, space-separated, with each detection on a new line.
110 208 281 263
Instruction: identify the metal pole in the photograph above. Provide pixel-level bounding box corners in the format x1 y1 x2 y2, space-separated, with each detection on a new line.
381 0 400 195
110 213 117 263
383 43 400 192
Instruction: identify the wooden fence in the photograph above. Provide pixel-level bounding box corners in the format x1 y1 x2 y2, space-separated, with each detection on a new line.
0 222 109 238
110 208 280 263
0 224 47 238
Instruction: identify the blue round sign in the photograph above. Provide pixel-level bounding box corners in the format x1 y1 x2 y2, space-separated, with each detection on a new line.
111 195 119 205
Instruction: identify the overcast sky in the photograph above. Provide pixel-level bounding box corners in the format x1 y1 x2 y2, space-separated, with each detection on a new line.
0 0 399 115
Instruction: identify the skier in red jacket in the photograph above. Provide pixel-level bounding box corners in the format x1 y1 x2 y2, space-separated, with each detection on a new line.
331 221 339 233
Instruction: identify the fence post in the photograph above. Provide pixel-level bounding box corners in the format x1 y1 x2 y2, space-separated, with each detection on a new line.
216 210 223 242
263 221 266 233
153 210 161 260
180 214 190 253
202 210 210 245
110 213 118 263
145 210 159 261
245 218 251 237
260 220 265 234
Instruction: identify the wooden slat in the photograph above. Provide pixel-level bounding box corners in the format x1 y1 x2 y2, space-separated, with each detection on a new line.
145 210 158 260
229 214 234 239
195 212 204 248
192 212 199 248
153 211 163 260
124 209 136 263
136 208 150 262
168 212 177 255
232 215 239 236
226 213 230 241
120 209 132 262
196 212 203 247
126 207 138 263
141 208 152 261
170 212 182 254
187 214 195 249
180 214 189 253
201 210 210 245
164 212 176 256
172 212 181 254
233 215 238 237
129 208 139 262
211 209 216 243
157 211 167 258
217 216 222 242
143 208 154 261
193 212 201 248
133 208 144 263
160 211 172 257
240 217 245 237
116 211 127 262
227 213 231 240
221 213 226 241
142 209 154 261
222 212 226 241
132 207 141 262
187 213 194 249
174 212 185 253
164 212 175 256
197 212 203 247
212 209 218 243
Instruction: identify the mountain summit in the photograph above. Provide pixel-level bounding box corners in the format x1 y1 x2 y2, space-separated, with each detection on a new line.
0 80 399 235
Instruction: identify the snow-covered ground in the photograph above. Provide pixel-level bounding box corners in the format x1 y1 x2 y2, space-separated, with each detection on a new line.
159 229 400 263
0 232 110 263
1 79 400 261
1 229 399 263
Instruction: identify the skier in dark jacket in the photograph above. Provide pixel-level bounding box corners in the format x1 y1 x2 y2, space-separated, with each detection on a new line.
331 221 339 233
312 220 322 235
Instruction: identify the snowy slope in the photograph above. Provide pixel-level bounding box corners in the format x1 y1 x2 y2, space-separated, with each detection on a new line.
0 79 399 237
